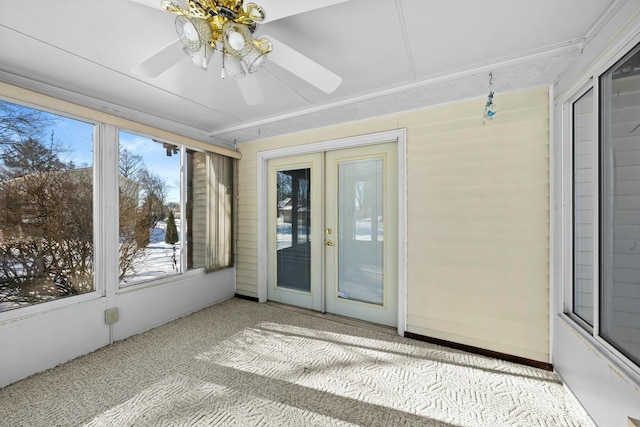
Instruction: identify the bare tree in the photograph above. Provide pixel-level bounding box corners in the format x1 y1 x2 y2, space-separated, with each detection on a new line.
119 146 145 180
0 101 53 147
117 167 172 282
118 180 146 282
138 169 170 226
0 137 67 180
0 171 94 308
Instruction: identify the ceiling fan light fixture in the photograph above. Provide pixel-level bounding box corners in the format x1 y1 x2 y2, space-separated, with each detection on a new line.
222 21 253 57
183 21 199 42
221 51 246 79
244 52 266 73
161 0 187 15
185 42 215 70
242 3 265 22
175 15 212 52
164 1 272 74
154 0 344 104
175 15 199 51
227 28 245 51
243 38 271 73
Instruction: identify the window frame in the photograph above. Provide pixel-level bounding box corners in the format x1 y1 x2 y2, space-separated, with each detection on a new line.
597 43 640 368
563 39 640 380
569 85 597 333
0 96 102 321
0 86 237 321
115 130 212 290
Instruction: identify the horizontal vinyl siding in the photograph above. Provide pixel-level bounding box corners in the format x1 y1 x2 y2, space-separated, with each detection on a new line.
405 87 550 362
236 86 551 362
191 153 207 267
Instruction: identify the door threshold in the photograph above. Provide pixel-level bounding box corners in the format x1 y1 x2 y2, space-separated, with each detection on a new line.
265 301 397 336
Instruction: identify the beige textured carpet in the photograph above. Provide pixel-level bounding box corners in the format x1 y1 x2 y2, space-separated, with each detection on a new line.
0 298 593 426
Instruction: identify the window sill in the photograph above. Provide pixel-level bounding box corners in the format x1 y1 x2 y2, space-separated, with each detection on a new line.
115 267 212 296
557 313 640 388
0 291 102 326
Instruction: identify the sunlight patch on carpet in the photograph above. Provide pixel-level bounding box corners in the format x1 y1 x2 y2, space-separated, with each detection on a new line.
193 322 588 426
84 374 353 427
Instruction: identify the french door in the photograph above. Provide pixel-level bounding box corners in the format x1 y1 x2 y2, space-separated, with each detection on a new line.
267 143 398 327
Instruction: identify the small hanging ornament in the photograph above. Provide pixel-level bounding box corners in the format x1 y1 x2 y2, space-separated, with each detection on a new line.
484 91 497 120
483 73 497 124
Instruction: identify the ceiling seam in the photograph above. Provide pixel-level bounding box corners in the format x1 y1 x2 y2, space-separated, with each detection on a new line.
395 0 417 80
209 40 582 137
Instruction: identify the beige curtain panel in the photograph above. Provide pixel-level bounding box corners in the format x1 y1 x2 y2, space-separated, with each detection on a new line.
206 152 234 271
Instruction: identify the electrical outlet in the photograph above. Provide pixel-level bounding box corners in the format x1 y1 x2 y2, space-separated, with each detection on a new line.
105 307 119 325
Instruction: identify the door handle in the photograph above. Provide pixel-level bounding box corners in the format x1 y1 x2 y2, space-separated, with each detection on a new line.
325 240 334 246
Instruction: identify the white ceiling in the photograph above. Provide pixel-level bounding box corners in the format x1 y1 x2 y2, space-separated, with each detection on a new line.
0 0 614 147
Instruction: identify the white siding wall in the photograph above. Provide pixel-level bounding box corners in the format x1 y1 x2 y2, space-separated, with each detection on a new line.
236 86 551 363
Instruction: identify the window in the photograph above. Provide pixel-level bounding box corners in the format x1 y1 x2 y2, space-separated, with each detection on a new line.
118 132 233 286
276 168 311 291
0 93 235 315
573 88 595 327
570 42 640 369
599 44 640 366
0 100 95 312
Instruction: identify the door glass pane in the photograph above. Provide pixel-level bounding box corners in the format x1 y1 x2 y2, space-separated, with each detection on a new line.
337 158 383 305
573 88 595 327
600 43 640 366
276 168 311 292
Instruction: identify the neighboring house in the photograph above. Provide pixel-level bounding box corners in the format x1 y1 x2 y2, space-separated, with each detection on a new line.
0 2 639 425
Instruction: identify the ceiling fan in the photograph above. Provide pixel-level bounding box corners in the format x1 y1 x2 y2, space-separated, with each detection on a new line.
131 0 345 105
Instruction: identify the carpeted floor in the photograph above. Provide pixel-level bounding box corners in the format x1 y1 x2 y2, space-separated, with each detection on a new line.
0 298 594 426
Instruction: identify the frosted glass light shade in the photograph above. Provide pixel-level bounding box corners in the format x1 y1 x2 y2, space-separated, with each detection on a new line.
221 52 246 79
176 15 212 53
223 22 252 57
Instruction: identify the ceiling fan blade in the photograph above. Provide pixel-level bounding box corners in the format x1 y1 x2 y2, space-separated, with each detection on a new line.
129 0 164 10
259 0 350 23
132 39 185 78
266 36 342 94
237 74 265 105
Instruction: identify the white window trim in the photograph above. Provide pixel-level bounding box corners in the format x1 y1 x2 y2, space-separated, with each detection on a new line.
256 129 407 336
561 82 597 333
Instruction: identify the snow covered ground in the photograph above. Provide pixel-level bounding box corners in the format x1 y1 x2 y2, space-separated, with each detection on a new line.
0 220 182 312
120 219 181 286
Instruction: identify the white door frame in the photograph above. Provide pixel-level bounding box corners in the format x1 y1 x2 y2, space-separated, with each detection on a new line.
256 129 407 336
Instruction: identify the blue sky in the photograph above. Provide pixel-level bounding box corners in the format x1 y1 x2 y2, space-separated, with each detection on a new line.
48 114 94 168
2 100 182 203
119 131 181 204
